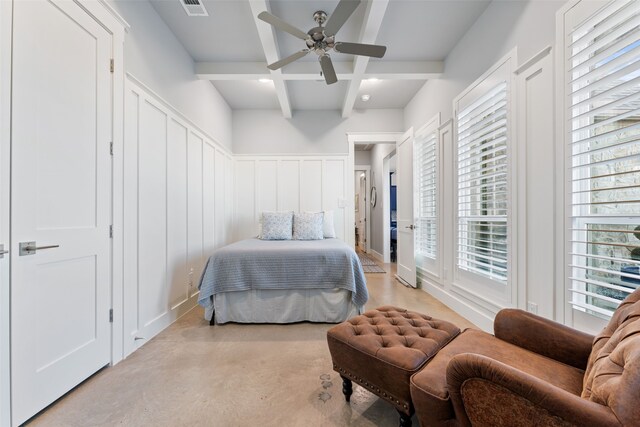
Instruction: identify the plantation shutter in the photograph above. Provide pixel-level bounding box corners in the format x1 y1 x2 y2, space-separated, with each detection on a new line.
415 127 438 259
567 0 640 317
457 81 509 283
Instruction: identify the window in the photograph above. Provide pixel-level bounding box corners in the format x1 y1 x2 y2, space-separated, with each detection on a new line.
415 119 439 262
456 81 510 283
567 0 640 317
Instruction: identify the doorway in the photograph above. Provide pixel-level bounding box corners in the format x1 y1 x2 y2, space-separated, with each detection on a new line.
354 167 370 253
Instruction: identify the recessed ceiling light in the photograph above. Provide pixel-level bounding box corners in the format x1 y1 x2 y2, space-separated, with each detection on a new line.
366 78 380 83
258 78 271 83
361 94 371 102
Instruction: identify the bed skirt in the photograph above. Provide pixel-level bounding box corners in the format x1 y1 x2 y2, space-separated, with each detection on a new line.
205 288 363 324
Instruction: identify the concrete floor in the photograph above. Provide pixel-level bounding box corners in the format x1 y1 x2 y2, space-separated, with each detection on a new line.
28 263 475 427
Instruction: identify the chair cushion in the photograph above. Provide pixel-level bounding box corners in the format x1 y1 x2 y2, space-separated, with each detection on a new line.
582 287 640 426
327 306 460 414
410 329 585 425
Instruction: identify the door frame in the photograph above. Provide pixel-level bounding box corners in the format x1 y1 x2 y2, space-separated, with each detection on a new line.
395 127 417 287
0 1 128 424
74 0 129 366
0 1 13 425
347 132 403 255
354 165 371 253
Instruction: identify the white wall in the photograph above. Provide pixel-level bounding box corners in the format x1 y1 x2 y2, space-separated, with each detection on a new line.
354 150 371 166
404 0 562 130
233 109 404 154
106 0 232 150
234 156 349 242
123 78 233 356
404 0 563 330
369 144 396 257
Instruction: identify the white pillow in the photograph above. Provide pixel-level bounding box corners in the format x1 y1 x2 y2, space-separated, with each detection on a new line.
260 211 293 240
323 210 336 238
293 212 324 240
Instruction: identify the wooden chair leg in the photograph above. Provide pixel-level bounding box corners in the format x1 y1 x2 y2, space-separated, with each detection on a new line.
341 376 353 402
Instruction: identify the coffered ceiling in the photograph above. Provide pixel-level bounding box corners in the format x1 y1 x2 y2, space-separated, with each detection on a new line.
150 0 491 117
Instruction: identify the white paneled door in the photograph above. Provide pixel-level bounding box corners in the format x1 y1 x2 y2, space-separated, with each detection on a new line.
11 1 112 424
397 129 417 287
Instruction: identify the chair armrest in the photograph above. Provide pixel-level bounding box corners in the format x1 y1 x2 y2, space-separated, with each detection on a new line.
446 353 620 427
494 309 594 370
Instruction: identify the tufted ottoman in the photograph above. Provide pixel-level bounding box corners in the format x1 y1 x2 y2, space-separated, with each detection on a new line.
326 306 460 427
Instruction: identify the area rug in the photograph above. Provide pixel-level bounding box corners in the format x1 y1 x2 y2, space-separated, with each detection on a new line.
357 253 386 273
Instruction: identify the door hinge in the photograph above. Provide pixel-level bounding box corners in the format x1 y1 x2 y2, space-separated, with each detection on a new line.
110 58 114 73
109 309 113 323
109 225 113 238
109 141 113 156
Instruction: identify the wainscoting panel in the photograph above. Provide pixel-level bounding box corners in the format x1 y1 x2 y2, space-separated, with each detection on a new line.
235 160 257 238
167 118 189 311
123 79 233 357
301 160 323 212
323 159 346 240
203 143 216 265
258 160 278 213
278 160 300 212
137 100 168 330
215 149 227 248
234 156 349 242
187 132 204 300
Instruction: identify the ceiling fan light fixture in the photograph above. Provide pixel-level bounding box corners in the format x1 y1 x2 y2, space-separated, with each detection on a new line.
258 78 271 83
258 0 387 85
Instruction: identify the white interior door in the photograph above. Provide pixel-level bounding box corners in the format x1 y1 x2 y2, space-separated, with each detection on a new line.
11 1 112 424
396 129 416 287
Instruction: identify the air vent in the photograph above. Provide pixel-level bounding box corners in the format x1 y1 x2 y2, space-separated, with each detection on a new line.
180 0 208 17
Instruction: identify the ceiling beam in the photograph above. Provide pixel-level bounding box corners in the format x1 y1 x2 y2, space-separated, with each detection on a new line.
248 0 292 118
342 0 389 118
194 61 443 81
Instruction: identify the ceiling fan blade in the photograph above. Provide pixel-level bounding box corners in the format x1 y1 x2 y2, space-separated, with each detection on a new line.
319 55 338 85
334 42 387 58
267 50 309 70
324 0 362 37
258 11 309 40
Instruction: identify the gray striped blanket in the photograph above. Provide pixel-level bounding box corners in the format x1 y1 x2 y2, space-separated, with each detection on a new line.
198 238 368 309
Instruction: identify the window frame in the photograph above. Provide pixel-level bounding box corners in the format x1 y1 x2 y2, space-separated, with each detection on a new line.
452 48 518 308
414 113 441 279
558 0 640 327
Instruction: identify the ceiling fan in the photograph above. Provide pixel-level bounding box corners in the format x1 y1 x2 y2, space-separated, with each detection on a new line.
258 0 387 85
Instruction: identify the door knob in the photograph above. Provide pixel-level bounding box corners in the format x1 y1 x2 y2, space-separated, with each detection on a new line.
405 225 415 230
0 244 7 259
19 241 60 256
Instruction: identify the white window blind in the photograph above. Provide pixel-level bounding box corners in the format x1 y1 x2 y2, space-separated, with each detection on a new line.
457 81 509 283
415 127 438 259
568 0 640 317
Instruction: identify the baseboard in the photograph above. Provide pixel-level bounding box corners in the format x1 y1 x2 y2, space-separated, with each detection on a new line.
421 282 494 332
369 249 384 263
124 294 199 358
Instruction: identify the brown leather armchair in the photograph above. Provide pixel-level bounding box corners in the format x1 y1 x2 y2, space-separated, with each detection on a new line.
410 288 640 426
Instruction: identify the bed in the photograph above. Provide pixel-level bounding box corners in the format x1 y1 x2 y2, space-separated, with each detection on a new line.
197 238 368 324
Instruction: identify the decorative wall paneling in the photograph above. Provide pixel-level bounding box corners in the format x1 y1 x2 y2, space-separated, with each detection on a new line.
515 46 555 321
233 156 349 242
418 47 556 332
123 78 233 357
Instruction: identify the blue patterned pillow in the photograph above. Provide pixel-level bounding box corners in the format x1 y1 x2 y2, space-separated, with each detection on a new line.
293 212 324 240
261 211 293 240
